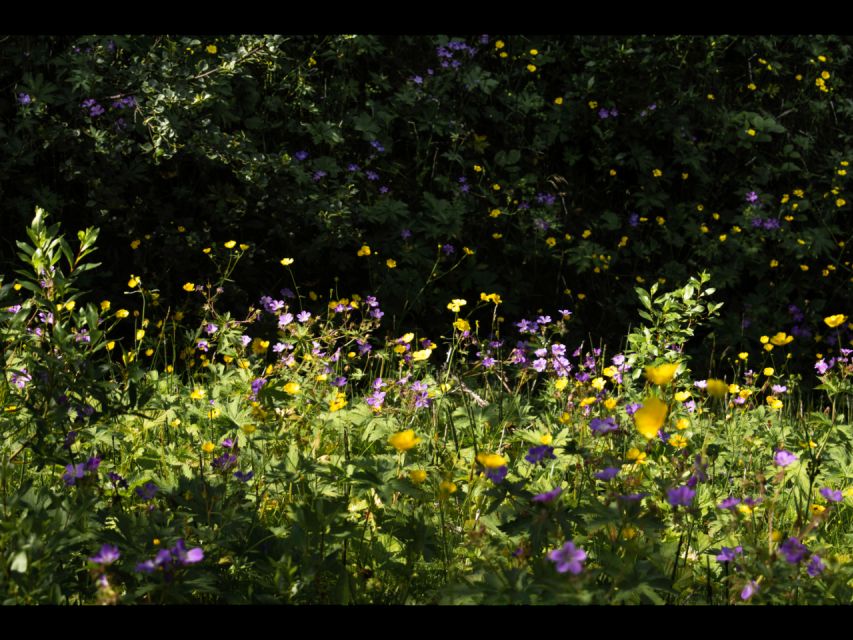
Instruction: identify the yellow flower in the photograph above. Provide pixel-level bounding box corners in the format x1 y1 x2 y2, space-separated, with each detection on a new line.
767 396 783 411
473 164 483 172
529 48 538 56
480 292 502 304
674 391 691 402
240 243 249 250
136 329 145 341
409 469 427 484
582 229 592 239
386 258 397 269
447 299 467 312
626 448 648 464
738 352 749 361
477 452 506 468
836 198 846 208
554 378 568 391
190 388 206 400
492 183 501 191
399 332 414 343
763 367 774 376
495 40 505 49
824 314 847 328
737 503 753 516
588 100 598 109
106 341 115 351
747 82 757 91
645 362 679 385
669 434 688 449
770 332 793 346
634 396 668 439
810 504 826 516
116 309 130 319
579 396 597 407
728 383 740 394
453 318 470 332
183 282 195 292
128 275 140 288
202 441 215 453
540 433 553 445
393 345 407 354
329 392 347 412
206 44 217 54
64 300 76 312
746 128 756 137
554 96 564 105
591 377 606 391
224 240 236 249
251 338 269 354
130 239 141 250
463 246 474 255
527 64 537 72
707 93 715 100
411 349 431 362
439 480 457 497
652 168 662 178
283 382 300 395
604 397 617 411
280 258 294 266
492 233 503 239
545 237 556 248
389 429 421 452
207 407 220 419
706 379 728 398
357 245 371 257
676 417 689 430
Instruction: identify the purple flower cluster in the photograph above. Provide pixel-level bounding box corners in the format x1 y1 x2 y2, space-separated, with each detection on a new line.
525 445 556 465
589 417 618 435
90 544 121 566
81 98 105 117
136 539 204 573
666 485 695 507
63 456 101 486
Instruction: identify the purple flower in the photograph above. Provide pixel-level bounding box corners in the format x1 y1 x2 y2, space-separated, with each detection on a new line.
745 191 759 204
629 213 639 227
366 170 379 181
278 312 294 328
204 323 218 335
294 150 309 161
90 544 121 565
594 467 619 481
108 472 128 489
532 487 562 503
807 554 825 577
312 170 327 181
525 445 556 465
173 539 204 566
779 537 808 564
667 485 696 507
370 139 385 153
234 470 254 483
694 380 707 389
740 580 759 601
85 456 101 473
532 358 548 373
819 487 843 503
400 228 412 240
296 310 311 323
240 335 252 348
815 359 830 375
250 377 267 399
10 369 31 389
486 466 507 484
624 402 641 416
366 390 386 409
548 541 587 575
63 463 86 486
411 75 423 85
716 546 743 563
347 163 360 172
81 98 105 117
212 453 238 471
135 482 158 501
774 450 797 467
197 339 209 352
717 496 741 510
17 92 32 105
441 243 455 255
589 417 618 435
332 376 348 387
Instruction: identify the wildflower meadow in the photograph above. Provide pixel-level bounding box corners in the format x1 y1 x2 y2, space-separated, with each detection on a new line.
0 35 851 605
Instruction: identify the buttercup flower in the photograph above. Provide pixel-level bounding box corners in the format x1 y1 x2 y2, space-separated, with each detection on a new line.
389 429 421 451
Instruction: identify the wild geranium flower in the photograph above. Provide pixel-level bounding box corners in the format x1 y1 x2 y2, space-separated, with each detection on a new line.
90 544 121 565
486 466 508 484
63 463 86 486
525 445 556 464
388 429 421 452
718 496 741 510
135 482 158 500
233 470 254 483
741 580 759 601
820 487 843 502
779 537 808 564
667 485 696 507
589 417 618 435
774 450 797 467
594 467 620 481
548 541 587 575
716 546 743 563
532 487 562 503
807 554 826 577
